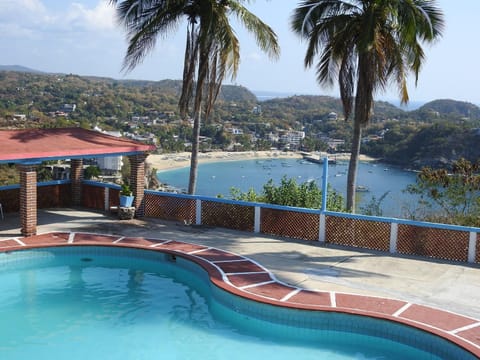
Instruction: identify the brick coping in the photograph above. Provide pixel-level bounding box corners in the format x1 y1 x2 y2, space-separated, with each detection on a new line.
1 231 479 357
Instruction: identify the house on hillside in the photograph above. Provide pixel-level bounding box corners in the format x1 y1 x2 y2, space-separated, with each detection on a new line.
62 104 76 112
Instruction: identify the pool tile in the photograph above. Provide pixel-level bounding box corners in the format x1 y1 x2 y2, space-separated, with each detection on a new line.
456 324 480 345
0 239 22 249
156 240 207 253
116 237 158 246
72 233 117 244
245 282 297 300
22 232 70 245
195 248 245 262
215 260 265 274
227 272 272 287
335 294 407 315
399 304 478 331
288 290 332 307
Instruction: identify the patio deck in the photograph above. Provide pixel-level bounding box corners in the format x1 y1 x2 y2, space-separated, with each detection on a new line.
1 208 479 355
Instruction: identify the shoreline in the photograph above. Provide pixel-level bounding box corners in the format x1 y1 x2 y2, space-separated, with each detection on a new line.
147 151 302 172
147 151 377 172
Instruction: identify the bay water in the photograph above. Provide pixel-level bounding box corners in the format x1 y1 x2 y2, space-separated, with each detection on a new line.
157 158 419 218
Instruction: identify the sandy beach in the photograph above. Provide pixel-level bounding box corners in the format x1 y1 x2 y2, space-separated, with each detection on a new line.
147 151 301 171
147 151 376 172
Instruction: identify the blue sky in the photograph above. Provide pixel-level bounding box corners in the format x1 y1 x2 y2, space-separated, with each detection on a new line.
1 0 478 104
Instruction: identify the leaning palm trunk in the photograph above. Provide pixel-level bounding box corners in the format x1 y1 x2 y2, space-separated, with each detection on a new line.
346 54 374 211
188 46 209 194
188 111 201 195
346 120 362 211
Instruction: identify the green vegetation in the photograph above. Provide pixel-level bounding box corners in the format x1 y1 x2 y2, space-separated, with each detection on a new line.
229 176 344 212
120 183 133 196
359 191 390 217
0 164 19 186
84 165 101 180
405 158 480 226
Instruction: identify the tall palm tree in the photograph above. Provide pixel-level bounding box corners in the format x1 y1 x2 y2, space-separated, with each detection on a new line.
111 0 279 194
291 0 444 211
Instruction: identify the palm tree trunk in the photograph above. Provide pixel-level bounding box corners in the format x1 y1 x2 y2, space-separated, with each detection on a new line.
187 47 209 195
347 54 373 212
346 119 362 212
188 109 201 195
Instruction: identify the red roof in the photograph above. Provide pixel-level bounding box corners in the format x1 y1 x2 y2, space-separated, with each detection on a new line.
0 128 156 163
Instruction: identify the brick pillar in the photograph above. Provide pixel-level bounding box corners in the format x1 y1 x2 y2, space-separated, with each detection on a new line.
71 159 83 206
18 164 38 237
128 154 148 217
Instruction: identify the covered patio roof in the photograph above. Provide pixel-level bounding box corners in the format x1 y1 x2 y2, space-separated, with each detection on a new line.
0 127 155 163
0 127 156 237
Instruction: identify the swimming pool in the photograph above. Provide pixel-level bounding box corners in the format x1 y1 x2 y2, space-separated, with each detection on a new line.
0 245 476 360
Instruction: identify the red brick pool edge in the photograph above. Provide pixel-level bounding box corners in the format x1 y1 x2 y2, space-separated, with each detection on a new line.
1 231 479 357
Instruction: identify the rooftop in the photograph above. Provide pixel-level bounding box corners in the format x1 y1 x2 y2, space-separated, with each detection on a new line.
0 127 155 163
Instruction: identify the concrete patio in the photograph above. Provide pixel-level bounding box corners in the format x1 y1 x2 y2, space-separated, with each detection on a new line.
1 207 479 321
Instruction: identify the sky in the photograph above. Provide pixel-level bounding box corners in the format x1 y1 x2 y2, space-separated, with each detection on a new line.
1 0 479 105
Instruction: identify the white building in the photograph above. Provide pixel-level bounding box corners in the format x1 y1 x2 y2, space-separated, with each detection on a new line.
94 129 123 172
96 156 123 172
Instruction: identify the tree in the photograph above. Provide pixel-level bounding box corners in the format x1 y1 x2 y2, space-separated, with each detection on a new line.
84 165 101 180
405 158 480 226
292 0 444 211
111 0 279 194
230 176 344 211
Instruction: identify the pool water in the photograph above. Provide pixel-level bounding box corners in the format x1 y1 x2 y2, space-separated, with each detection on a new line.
0 247 473 360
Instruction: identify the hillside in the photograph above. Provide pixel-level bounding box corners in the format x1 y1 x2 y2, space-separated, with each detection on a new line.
2 68 480 170
0 71 257 125
2 67 479 122
0 65 45 73
411 99 480 121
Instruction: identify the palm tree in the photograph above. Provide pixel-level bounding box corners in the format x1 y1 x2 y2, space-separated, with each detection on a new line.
111 0 280 194
291 0 444 211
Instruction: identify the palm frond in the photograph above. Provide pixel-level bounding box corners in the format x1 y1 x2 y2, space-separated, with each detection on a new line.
228 1 280 60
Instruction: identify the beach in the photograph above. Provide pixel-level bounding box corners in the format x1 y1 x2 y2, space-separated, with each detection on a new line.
147 151 375 171
147 151 302 171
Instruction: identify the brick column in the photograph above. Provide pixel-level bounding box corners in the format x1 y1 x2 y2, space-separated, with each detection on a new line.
128 154 148 217
18 164 38 237
71 159 83 206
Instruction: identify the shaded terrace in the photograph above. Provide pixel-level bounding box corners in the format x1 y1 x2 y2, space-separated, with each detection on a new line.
0 127 155 236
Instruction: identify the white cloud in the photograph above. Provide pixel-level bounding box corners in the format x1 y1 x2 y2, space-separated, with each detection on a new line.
0 0 52 32
0 0 47 14
64 2 116 32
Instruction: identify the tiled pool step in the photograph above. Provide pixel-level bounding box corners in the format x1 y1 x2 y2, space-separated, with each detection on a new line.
1 231 479 357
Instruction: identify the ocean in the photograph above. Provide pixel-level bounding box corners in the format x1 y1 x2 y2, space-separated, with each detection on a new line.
157 158 419 218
